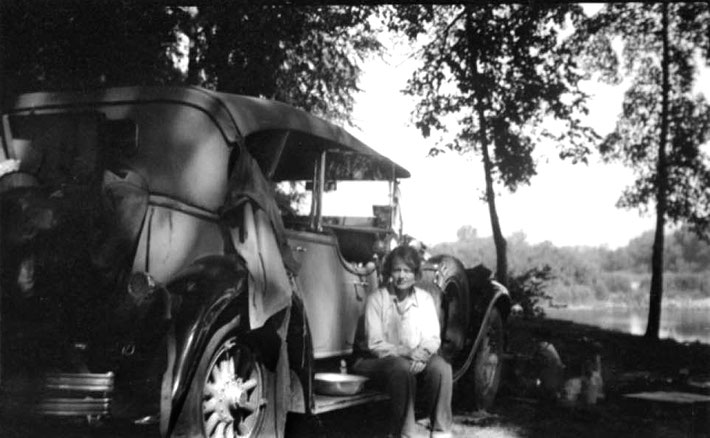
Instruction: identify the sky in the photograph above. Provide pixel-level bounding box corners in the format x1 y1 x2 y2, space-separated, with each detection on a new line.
339 18 710 250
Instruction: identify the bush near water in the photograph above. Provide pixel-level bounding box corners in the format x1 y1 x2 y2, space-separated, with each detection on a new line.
432 226 710 312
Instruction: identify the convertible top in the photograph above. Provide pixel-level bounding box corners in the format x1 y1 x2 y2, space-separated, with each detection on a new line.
7 86 410 179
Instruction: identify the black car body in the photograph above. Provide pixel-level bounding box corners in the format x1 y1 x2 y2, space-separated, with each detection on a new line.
0 86 510 437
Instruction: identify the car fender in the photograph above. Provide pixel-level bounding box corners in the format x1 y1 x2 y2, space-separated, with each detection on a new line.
454 277 510 381
435 264 510 382
489 280 512 320
160 254 250 435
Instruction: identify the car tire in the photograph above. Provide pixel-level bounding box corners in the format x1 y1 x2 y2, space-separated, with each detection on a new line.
175 327 276 438
472 307 504 410
423 255 470 372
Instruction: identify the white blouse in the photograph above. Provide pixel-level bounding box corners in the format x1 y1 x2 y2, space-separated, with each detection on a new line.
363 286 441 358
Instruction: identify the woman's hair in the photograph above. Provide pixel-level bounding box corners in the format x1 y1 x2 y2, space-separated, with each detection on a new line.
382 245 422 279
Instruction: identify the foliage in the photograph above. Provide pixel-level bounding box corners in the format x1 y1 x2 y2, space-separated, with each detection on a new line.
388 4 597 286
176 4 381 124
273 182 308 217
559 271 710 307
579 3 710 238
395 4 596 185
670 226 710 271
1 2 381 124
577 2 710 338
507 265 554 318
431 226 710 308
1 1 182 97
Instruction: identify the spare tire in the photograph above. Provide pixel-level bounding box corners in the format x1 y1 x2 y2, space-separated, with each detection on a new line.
418 255 470 378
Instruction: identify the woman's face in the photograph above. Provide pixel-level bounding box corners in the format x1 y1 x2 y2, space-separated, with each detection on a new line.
390 256 416 292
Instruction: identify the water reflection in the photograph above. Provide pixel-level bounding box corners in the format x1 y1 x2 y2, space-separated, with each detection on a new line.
545 305 710 344
628 311 644 337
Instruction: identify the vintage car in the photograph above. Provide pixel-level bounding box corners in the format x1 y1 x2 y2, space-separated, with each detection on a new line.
0 86 510 437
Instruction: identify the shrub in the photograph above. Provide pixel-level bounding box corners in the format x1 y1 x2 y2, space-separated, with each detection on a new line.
567 284 595 305
601 272 635 294
593 279 610 301
507 265 554 318
664 272 710 298
547 281 570 302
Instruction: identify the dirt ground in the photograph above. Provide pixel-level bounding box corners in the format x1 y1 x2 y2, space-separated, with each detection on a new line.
3 317 709 437
303 316 710 438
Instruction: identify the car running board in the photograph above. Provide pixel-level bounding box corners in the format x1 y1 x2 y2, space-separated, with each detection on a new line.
312 390 389 414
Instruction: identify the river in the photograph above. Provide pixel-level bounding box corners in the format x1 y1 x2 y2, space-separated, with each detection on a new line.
544 305 710 344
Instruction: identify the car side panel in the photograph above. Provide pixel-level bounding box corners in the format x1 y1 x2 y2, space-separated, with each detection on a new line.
286 230 376 359
132 204 225 283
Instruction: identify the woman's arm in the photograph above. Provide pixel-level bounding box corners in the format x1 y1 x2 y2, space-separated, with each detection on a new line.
415 288 441 359
365 289 401 358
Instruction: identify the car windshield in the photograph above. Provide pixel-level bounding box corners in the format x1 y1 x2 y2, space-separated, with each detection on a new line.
275 181 389 215
245 130 405 232
322 181 391 220
275 179 398 231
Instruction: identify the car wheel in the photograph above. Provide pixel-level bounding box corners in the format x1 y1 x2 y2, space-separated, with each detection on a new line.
422 255 470 373
472 307 504 410
178 329 274 437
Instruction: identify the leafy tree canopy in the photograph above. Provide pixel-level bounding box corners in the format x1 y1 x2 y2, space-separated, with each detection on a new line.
177 4 381 123
577 3 710 237
2 1 181 93
386 3 599 287
1 2 381 124
390 3 597 192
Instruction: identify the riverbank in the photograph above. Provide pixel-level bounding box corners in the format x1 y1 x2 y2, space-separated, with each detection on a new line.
543 304 710 344
505 316 710 390
488 316 710 437
544 297 710 310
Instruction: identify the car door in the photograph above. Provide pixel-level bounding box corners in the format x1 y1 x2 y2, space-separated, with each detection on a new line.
286 229 376 359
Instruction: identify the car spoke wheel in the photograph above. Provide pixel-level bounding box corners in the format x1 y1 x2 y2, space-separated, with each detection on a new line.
176 322 277 438
472 308 504 410
202 338 265 438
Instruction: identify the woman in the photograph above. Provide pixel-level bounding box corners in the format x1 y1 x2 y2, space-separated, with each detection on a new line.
353 245 452 438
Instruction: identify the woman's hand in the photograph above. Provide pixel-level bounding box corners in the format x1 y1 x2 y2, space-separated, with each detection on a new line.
395 345 412 357
409 360 426 374
409 348 429 374
410 347 430 362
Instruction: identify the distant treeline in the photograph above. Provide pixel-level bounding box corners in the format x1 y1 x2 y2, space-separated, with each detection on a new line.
431 226 710 307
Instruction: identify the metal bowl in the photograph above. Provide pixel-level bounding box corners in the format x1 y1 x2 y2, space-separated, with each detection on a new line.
313 373 369 396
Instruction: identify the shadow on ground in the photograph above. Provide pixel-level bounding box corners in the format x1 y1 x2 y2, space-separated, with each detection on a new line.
2 318 708 437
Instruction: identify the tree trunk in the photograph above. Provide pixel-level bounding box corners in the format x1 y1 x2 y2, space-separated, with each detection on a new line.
645 3 670 340
465 8 508 286
480 118 508 287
